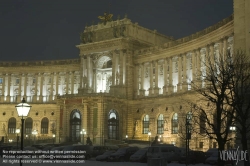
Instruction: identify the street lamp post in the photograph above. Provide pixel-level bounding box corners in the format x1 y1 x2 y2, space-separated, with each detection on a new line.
230 126 236 148
32 130 38 145
186 113 192 166
16 129 20 149
80 129 86 145
52 134 55 145
15 98 32 166
148 132 151 146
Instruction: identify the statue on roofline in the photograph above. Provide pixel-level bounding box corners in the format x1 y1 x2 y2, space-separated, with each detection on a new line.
98 12 113 25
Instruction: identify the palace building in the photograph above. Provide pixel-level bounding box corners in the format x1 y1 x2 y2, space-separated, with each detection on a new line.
0 0 249 151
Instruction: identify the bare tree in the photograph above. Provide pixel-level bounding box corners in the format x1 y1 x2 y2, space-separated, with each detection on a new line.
227 50 250 166
188 49 236 165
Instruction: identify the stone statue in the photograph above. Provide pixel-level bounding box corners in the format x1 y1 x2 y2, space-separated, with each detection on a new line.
98 12 113 25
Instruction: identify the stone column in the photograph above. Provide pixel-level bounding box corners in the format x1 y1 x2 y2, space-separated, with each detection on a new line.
154 60 159 95
114 50 120 86
39 73 44 102
206 45 210 69
223 36 229 61
210 43 215 67
17 74 22 102
6 74 11 102
71 72 74 94
119 50 124 85
219 39 224 62
177 55 182 92
33 73 38 102
192 50 196 82
196 49 202 89
93 70 96 92
0 74 5 102
23 73 28 99
122 50 126 85
139 63 145 96
203 46 210 88
135 65 139 96
182 54 188 91
149 61 154 95
55 72 59 96
87 55 93 91
80 57 84 88
49 73 54 101
66 72 69 94
163 58 168 94
196 49 201 80
168 57 173 94
112 53 116 86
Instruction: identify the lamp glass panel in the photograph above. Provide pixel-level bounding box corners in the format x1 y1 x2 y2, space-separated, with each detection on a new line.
15 103 31 117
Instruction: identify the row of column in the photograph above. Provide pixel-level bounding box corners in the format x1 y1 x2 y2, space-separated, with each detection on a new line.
0 72 78 102
80 50 127 93
136 36 231 96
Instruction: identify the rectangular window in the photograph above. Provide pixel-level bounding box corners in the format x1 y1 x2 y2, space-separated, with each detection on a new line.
172 119 178 134
8 128 15 134
25 127 32 134
199 142 204 149
16 78 20 85
157 120 164 134
143 121 149 134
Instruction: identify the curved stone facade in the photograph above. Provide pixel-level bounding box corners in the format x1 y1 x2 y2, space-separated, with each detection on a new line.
0 0 249 151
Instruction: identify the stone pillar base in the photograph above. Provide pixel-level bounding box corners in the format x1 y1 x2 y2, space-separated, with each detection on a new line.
168 85 174 94
148 88 154 96
49 95 53 101
39 95 43 102
177 83 182 92
154 87 160 95
182 83 188 91
16 95 22 102
163 85 168 94
0 95 4 102
78 87 93 94
32 95 38 102
139 89 145 96
6 95 10 102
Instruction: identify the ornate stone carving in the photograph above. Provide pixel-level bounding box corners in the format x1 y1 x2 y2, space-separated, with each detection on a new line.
113 25 126 38
80 31 94 44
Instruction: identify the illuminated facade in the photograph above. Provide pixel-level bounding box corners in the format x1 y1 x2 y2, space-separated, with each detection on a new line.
0 0 249 151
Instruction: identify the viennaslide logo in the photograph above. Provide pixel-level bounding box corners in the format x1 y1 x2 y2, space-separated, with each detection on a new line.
219 146 248 165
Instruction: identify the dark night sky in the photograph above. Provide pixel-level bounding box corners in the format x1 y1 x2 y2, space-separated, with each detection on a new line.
0 0 233 61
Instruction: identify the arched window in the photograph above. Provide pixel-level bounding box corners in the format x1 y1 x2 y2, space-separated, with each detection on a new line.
157 114 164 134
107 60 112 68
8 117 16 134
70 110 81 141
172 113 178 134
25 117 33 134
200 112 206 134
108 110 119 140
143 115 149 134
41 117 49 134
